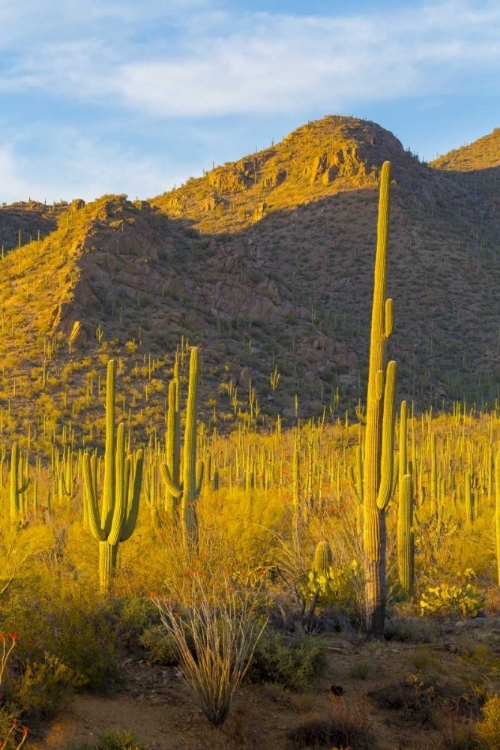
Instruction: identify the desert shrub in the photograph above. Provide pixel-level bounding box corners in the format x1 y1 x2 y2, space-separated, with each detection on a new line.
246 628 327 691
455 643 500 694
69 729 146 750
14 653 86 718
349 658 371 680
0 590 120 691
369 674 440 726
288 696 372 749
138 625 178 665
475 695 500 749
113 595 158 646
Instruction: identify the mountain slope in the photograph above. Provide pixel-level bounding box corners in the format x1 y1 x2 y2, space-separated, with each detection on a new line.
1 115 500 450
151 116 500 404
431 128 500 172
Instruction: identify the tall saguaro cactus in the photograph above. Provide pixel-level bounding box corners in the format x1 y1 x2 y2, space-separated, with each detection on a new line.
363 161 397 638
83 359 144 594
161 347 204 548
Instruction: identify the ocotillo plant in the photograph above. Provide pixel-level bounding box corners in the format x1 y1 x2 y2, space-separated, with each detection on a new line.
161 346 204 549
362 160 397 638
83 359 144 594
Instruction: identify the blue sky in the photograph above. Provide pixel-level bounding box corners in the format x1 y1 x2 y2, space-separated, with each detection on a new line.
1 0 499 203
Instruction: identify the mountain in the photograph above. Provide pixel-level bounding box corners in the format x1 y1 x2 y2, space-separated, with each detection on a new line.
1 115 500 448
151 116 500 405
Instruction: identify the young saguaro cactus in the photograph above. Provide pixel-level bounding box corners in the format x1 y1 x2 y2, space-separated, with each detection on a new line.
83 359 144 594
363 161 397 638
495 449 500 586
161 346 204 548
397 400 414 595
313 540 333 575
292 431 301 551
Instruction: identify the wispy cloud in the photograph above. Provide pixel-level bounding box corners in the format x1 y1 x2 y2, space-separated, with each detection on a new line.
112 2 500 116
1 0 499 114
0 0 499 202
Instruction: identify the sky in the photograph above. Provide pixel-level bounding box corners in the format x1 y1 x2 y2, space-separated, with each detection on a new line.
0 0 499 204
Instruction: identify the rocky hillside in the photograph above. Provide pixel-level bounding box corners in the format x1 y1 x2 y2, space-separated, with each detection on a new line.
0 199 68 251
152 116 500 406
1 115 500 443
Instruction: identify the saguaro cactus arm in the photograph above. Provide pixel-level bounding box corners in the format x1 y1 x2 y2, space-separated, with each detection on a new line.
376 360 397 511
83 453 106 542
121 449 144 542
160 463 183 498
10 442 30 524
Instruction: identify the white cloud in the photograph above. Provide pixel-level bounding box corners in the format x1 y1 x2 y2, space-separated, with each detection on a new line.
1 1 499 116
1 0 500 202
111 3 500 117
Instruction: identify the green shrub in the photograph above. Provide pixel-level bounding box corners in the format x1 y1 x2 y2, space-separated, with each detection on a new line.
1 591 120 691
14 653 86 718
245 628 327 691
139 625 178 665
114 595 158 646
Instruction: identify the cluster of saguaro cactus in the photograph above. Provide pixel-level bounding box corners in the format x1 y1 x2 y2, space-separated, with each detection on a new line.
10 442 30 525
161 346 204 549
83 359 144 594
362 160 398 638
54 445 78 504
